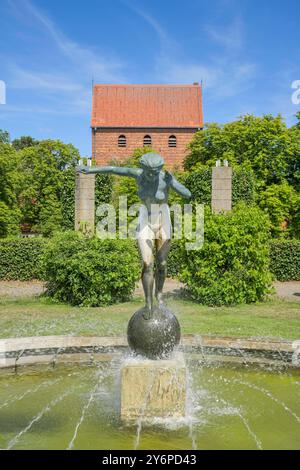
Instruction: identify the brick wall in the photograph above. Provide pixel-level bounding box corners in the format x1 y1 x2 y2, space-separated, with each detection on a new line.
92 128 198 168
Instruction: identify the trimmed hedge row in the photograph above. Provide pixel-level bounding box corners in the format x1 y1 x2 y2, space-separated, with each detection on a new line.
184 166 256 206
269 240 300 281
0 237 47 280
0 236 299 286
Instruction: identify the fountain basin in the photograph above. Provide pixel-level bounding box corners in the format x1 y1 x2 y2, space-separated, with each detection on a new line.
0 335 299 370
0 335 299 450
0 357 299 450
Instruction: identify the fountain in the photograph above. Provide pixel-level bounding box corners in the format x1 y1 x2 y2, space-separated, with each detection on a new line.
78 153 190 421
0 153 299 449
0 352 299 450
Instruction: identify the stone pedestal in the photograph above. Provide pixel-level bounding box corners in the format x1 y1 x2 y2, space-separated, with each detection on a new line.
75 172 95 236
121 354 186 421
211 166 232 213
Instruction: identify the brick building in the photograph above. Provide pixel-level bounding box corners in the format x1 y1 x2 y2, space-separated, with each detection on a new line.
91 83 203 168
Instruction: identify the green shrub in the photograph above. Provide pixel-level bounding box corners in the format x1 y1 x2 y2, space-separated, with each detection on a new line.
269 239 300 281
41 231 140 306
180 204 273 305
0 237 46 280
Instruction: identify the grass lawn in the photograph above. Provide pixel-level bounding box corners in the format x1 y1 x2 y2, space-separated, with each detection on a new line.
0 295 299 340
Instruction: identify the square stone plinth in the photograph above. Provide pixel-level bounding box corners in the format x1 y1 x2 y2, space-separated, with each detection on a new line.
121 354 186 421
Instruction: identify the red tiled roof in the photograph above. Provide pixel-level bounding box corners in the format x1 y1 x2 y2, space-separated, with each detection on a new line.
91 84 203 128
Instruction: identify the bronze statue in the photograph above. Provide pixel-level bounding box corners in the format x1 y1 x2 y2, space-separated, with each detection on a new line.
78 153 191 358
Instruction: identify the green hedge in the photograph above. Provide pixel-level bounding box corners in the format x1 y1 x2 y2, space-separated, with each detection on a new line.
184 166 256 206
0 237 46 280
269 240 300 281
1 233 299 295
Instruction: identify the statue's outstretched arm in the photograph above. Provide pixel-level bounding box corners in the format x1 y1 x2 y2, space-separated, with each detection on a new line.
167 172 191 199
77 165 141 178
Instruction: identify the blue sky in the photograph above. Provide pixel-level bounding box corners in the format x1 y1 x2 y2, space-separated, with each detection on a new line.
0 0 299 156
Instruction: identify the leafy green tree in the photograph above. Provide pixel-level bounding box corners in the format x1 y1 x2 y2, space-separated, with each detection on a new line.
0 143 21 237
0 130 10 144
0 202 21 237
286 124 300 192
38 192 63 237
12 136 38 150
185 114 300 190
258 182 300 238
17 140 80 235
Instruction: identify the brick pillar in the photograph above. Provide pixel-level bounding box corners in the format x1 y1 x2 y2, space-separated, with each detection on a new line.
75 172 95 236
211 166 232 213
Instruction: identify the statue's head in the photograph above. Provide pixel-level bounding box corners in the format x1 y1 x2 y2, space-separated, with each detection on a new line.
140 153 164 180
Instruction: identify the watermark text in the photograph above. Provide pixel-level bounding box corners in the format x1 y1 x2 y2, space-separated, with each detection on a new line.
0 80 6 105
291 80 300 105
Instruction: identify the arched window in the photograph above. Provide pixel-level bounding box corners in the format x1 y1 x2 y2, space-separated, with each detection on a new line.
118 135 126 147
143 135 152 146
168 135 177 148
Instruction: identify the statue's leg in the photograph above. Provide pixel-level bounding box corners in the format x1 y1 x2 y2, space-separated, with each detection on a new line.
155 238 171 306
154 204 172 306
137 227 155 318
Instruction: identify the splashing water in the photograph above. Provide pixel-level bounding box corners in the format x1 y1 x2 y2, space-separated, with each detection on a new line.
7 388 73 450
0 356 299 450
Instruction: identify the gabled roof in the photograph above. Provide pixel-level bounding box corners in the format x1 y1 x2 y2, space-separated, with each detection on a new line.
91 84 203 128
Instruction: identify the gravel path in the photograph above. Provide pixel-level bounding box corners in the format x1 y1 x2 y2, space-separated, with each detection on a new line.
0 281 46 298
0 279 299 301
273 281 300 301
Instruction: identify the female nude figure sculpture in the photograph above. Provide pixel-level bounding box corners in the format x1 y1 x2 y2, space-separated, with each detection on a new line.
79 153 191 320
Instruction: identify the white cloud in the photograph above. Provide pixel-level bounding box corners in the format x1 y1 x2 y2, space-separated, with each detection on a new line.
155 57 256 99
205 16 244 52
156 59 220 87
9 66 84 92
2 0 129 118
7 0 126 83
122 0 173 52
123 2 256 99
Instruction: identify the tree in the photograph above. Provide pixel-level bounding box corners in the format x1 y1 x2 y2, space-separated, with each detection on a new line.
0 129 10 144
185 114 300 190
39 192 63 237
258 182 300 238
17 140 80 235
0 202 21 237
0 142 21 237
12 136 38 150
